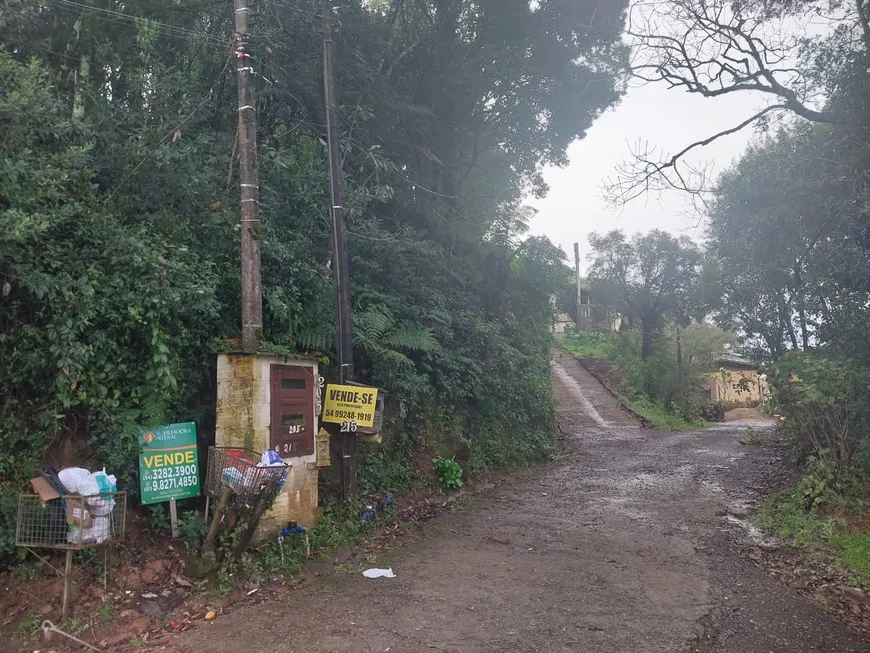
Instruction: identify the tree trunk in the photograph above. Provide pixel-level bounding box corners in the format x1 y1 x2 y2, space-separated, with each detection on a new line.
641 318 656 360
780 301 798 350
762 331 782 360
798 305 810 350
793 264 810 350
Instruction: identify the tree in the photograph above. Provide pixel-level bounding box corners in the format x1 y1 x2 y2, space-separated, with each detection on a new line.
587 230 701 360
704 121 870 360
605 0 870 205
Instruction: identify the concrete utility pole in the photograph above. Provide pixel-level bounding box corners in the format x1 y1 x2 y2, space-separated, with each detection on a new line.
234 0 262 353
574 242 581 325
323 0 357 498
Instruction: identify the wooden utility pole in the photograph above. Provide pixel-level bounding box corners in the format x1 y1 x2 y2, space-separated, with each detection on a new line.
323 0 357 498
234 0 262 353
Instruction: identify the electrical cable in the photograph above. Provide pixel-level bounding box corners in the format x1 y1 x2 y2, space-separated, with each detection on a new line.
49 0 232 45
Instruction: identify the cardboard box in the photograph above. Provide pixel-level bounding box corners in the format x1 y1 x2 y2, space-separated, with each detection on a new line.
29 477 94 528
65 497 93 529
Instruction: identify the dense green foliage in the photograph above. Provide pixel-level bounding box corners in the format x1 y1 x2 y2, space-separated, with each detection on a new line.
0 0 630 563
767 353 870 480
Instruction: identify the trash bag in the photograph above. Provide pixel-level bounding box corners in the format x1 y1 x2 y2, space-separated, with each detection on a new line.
76 472 100 497
18 498 67 546
85 468 117 513
260 450 284 466
73 515 110 545
57 467 91 494
92 468 117 494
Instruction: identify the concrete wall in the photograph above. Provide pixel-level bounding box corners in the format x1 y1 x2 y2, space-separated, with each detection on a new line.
215 353 321 532
701 367 769 404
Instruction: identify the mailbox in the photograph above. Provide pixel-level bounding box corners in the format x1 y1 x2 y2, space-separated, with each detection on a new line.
269 364 315 457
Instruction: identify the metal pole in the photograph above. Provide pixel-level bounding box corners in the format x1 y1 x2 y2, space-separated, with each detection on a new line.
62 549 73 620
323 0 357 499
235 0 262 353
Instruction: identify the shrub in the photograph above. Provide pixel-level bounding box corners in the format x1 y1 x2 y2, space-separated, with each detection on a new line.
767 351 870 479
178 511 208 550
432 457 463 489
0 490 21 568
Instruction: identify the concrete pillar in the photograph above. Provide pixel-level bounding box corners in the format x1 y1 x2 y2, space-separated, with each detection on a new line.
215 353 322 532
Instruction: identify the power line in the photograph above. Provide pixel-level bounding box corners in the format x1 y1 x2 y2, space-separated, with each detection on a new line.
49 0 233 46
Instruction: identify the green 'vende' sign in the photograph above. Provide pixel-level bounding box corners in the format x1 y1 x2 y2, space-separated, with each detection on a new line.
138 422 200 506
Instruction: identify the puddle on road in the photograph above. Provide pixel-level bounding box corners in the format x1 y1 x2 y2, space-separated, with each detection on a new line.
722 512 779 549
693 448 744 463
591 495 650 522
700 480 723 494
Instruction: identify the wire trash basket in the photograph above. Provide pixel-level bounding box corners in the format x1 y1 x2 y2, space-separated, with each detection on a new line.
16 492 126 550
205 447 289 503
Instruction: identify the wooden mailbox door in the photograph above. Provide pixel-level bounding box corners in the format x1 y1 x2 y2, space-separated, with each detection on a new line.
270 365 315 457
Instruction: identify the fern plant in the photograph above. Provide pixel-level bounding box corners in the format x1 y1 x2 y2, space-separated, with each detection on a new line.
354 305 439 366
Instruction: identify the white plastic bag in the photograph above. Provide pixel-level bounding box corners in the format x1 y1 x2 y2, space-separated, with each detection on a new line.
88 495 115 516
75 516 110 545
58 468 90 494
362 568 396 579
76 472 100 497
85 468 117 512
259 450 285 467
92 468 117 494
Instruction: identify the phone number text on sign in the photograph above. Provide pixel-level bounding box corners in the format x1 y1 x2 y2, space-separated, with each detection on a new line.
321 384 378 429
323 408 372 422
148 474 198 492
140 454 200 502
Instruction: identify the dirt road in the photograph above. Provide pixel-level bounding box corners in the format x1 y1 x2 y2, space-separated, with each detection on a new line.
178 350 867 653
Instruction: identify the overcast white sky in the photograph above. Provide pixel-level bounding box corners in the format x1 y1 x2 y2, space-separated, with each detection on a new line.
529 80 765 272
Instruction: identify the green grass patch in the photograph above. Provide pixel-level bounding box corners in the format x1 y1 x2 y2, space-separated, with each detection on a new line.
620 395 704 431
830 530 870 580
756 492 870 586
755 494 829 547
16 612 41 639
562 331 619 359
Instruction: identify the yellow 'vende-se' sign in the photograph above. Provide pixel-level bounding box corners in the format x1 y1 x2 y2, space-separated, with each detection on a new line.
321 384 378 428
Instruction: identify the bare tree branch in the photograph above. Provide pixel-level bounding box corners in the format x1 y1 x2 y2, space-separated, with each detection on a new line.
625 0 836 122
857 0 870 53
604 103 788 207
603 0 853 207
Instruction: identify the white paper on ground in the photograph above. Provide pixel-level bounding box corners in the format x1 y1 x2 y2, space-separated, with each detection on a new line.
362 568 396 579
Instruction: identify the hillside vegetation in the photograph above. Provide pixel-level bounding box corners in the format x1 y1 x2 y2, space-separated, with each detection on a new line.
0 1 631 567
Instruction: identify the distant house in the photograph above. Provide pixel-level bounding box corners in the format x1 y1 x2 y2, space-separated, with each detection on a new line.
552 312 575 339
575 276 621 332
700 352 769 404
